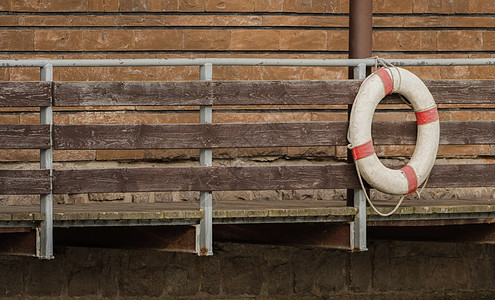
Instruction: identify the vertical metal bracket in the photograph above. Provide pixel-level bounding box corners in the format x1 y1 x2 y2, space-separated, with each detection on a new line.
198 63 213 256
39 64 54 259
350 63 368 251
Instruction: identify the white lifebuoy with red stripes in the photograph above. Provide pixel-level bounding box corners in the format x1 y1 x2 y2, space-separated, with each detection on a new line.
347 67 440 195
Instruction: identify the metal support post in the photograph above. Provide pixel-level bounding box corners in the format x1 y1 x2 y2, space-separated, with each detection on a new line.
350 63 368 251
39 64 54 259
198 63 213 256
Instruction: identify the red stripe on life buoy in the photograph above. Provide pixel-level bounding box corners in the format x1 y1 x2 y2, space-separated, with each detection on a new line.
415 106 439 125
351 140 375 160
375 68 393 95
400 165 418 196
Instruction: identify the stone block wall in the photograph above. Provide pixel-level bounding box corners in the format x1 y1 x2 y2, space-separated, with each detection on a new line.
0 241 494 298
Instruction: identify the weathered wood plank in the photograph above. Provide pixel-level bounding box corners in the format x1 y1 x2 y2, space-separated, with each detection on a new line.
0 125 50 149
53 81 359 106
0 170 50 195
374 121 495 145
52 165 360 193
52 163 495 194
425 80 495 104
53 123 348 149
53 80 495 107
0 82 51 107
53 121 495 150
428 164 495 188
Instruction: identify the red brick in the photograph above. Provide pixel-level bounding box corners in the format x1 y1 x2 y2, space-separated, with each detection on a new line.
325 0 346 13
469 0 495 13
373 31 436 52
0 15 17 26
119 0 163 11
280 30 327 51
183 30 230 50
40 0 88 11
413 0 442 13
83 30 134 51
283 0 297 11
166 15 213 26
0 30 33 51
437 145 490 157
9 67 39 81
10 0 40 11
0 149 39 162
132 30 181 50
54 150 96 161
374 0 412 13
105 0 120 11
0 115 19 124
230 30 279 51
0 1 11 10
437 31 483 51
213 15 261 26
312 16 347 27
454 0 470 13
483 32 495 51
262 16 311 27
88 0 105 11
327 31 348 51
121 15 166 26
163 0 179 11
34 30 84 51
254 0 284 12
205 0 255 12
178 0 205 11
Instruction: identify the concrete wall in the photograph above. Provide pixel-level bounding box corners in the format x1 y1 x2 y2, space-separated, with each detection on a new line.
0 241 494 299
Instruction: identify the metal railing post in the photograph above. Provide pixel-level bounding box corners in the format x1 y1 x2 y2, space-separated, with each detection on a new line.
39 64 54 259
198 63 213 256
350 63 368 251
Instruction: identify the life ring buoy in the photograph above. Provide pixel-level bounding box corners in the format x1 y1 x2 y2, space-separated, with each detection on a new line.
347 67 440 195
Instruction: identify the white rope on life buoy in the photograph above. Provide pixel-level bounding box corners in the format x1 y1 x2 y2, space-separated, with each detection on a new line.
347 67 440 214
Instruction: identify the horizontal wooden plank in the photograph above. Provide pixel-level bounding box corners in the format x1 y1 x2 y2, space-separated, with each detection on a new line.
53 80 495 107
428 164 495 188
0 170 50 195
53 121 495 150
53 122 347 149
52 163 495 194
0 82 51 107
52 165 360 194
374 121 495 145
0 125 50 149
53 81 359 106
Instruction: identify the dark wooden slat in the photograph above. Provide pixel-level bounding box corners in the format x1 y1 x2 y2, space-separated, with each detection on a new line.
0 82 51 107
53 123 348 150
54 121 495 150
53 80 360 106
53 80 495 107
373 121 495 145
428 164 495 188
0 170 50 195
52 165 360 194
0 125 50 149
425 80 495 104
53 163 495 194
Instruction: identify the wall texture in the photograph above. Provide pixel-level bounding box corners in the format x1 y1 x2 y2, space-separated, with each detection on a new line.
0 241 494 299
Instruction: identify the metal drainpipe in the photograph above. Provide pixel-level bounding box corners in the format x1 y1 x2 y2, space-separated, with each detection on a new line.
348 0 373 78
347 0 373 207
